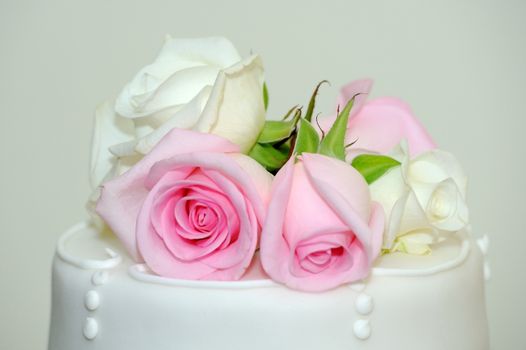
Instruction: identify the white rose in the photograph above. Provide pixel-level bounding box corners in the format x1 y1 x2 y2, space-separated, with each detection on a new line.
90 36 266 189
370 143 469 254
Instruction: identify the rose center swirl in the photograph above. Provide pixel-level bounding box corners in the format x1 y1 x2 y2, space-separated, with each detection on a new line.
150 178 240 262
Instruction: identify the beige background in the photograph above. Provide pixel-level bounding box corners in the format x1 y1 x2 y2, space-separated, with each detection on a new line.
1 0 524 348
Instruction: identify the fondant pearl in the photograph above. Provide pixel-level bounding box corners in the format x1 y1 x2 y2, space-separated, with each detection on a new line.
84 290 100 311
355 293 373 315
83 317 98 340
92 271 109 286
353 319 371 340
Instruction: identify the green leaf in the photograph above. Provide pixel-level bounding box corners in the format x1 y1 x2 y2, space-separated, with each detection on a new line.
305 80 328 122
318 98 354 160
248 142 290 172
294 118 320 155
257 118 298 144
263 83 269 110
351 154 401 184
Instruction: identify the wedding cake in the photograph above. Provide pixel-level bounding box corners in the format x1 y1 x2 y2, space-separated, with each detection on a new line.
48 36 490 350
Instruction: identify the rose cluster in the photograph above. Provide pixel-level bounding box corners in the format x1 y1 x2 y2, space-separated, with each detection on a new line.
92 37 469 292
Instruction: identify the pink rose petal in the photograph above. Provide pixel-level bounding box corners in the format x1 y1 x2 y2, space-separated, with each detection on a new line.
260 155 385 292
259 159 295 283
97 128 272 282
337 79 374 118
96 128 239 261
136 152 269 280
346 97 436 158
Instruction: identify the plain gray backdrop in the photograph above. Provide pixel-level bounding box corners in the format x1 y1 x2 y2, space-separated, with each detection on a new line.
1 0 524 349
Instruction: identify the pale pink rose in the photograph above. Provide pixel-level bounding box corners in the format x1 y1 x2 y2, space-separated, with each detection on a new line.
320 79 436 159
260 153 385 292
96 128 272 280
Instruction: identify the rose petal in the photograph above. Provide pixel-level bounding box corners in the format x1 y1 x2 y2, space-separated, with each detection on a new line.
369 164 410 248
337 79 374 118
151 185 232 262
260 156 384 292
153 189 181 239
316 79 373 136
301 153 373 254
115 36 241 119
408 149 467 193
146 171 236 261
136 183 217 279
155 36 241 71
228 153 274 207
292 232 353 276
197 169 255 271
397 190 434 237
138 66 217 116
90 99 135 189
134 86 212 154
134 152 267 280
426 178 469 231
196 55 266 153
346 97 436 157
96 128 239 261
283 162 349 248
146 152 268 224
368 202 386 259
260 159 295 283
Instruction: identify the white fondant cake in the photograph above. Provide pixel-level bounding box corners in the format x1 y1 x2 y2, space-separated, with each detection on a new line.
48 222 489 350
47 36 490 350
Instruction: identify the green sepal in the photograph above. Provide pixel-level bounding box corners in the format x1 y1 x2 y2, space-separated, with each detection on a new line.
281 105 299 121
263 83 269 110
318 98 354 160
294 118 320 156
351 154 401 184
248 142 290 172
257 117 298 144
305 80 328 122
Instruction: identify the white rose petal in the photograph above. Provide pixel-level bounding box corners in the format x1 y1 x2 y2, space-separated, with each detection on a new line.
426 178 469 231
369 166 409 247
396 190 433 237
115 36 241 119
89 100 134 189
108 139 139 158
197 55 266 153
89 36 266 194
370 142 469 253
407 150 467 191
391 231 435 255
133 85 212 155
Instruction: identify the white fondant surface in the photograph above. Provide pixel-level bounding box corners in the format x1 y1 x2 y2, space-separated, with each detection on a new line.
48 222 489 350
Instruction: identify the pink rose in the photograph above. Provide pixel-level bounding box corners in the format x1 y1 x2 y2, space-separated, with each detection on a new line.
320 79 436 159
96 128 272 280
260 153 385 292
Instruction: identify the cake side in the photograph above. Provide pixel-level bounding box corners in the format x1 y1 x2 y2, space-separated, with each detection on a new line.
48 222 489 350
